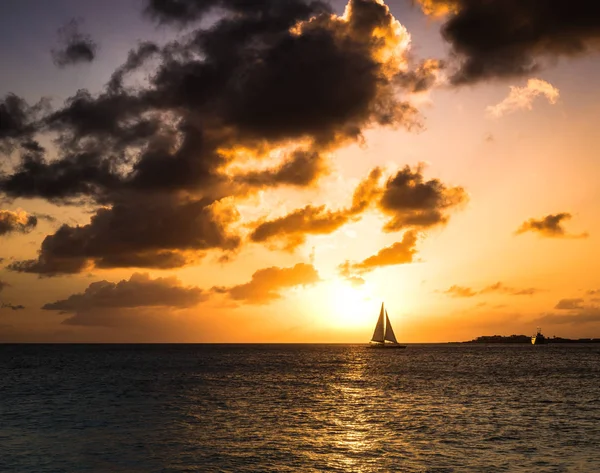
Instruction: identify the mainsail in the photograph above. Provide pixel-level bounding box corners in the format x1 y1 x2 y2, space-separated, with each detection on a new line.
384 310 398 344
371 303 385 343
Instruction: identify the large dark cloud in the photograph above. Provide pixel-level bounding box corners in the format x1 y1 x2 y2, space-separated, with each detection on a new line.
213 263 320 304
2 0 439 274
0 210 37 237
415 0 600 83
8 195 240 276
43 272 205 312
515 213 588 239
51 19 98 68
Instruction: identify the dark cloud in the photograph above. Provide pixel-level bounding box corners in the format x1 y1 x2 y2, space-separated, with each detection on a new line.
2 0 437 273
0 210 37 236
213 262 320 304
108 42 161 92
8 195 240 276
238 150 328 188
378 165 467 232
0 302 25 311
415 0 600 83
479 282 541 296
395 59 443 93
555 298 585 310
43 272 205 313
515 213 588 238
0 96 49 150
51 19 98 68
536 307 600 326
340 230 418 276
442 281 541 298
0 281 24 311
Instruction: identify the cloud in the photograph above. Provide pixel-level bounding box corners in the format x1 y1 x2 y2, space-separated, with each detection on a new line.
442 281 541 298
250 204 352 250
378 164 467 232
536 307 600 326
479 282 541 296
339 230 418 275
43 272 205 316
486 79 559 118
587 289 600 296
8 196 240 276
213 263 320 304
51 19 98 68
0 281 25 311
414 0 600 83
249 164 466 249
2 0 440 273
515 213 588 239
0 210 37 237
555 298 585 310
237 150 328 188
0 96 48 149
444 285 477 298
0 303 25 311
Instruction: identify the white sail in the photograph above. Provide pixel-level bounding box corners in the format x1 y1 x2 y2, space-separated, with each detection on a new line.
384 310 398 344
371 303 385 343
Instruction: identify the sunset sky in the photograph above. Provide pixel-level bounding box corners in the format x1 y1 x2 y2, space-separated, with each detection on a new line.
1 0 600 342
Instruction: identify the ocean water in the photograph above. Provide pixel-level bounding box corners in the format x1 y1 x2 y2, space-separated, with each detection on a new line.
1 344 600 472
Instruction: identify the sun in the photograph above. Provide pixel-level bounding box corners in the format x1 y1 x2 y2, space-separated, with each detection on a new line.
324 279 378 329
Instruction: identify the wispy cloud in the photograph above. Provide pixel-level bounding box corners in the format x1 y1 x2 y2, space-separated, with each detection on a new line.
441 281 541 298
486 79 559 118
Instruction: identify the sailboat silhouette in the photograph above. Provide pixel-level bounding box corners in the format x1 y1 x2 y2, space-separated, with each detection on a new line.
369 302 406 349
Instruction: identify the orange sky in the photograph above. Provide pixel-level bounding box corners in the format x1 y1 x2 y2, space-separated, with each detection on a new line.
1 0 600 342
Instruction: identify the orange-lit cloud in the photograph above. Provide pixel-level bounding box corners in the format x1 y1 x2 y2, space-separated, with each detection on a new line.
486 79 559 118
340 230 418 275
442 282 541 298
0 209 37 236
213 263 320 304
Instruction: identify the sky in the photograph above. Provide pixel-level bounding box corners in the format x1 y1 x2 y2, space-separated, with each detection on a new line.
1 0 600 343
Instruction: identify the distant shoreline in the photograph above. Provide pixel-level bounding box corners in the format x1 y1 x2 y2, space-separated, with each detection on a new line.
463 335 600 344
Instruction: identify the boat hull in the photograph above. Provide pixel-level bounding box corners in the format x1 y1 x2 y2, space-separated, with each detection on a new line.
368 344 407 349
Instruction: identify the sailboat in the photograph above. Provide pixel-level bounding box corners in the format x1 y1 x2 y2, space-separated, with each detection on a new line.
369 303 407 349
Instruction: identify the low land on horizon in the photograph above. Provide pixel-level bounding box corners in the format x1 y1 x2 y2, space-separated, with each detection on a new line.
464 335 600 344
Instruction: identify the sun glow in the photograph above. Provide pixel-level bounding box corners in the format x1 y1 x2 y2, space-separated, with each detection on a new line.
324 279 378 329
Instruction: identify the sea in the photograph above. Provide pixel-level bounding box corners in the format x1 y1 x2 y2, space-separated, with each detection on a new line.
1 344 599 472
